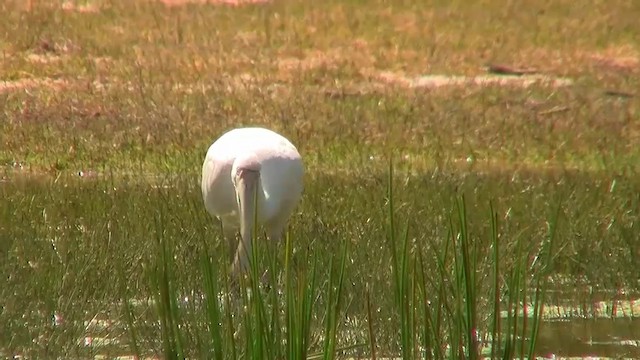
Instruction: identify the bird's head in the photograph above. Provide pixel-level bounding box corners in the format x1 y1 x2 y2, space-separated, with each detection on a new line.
232 153 262 211
232 153 261 184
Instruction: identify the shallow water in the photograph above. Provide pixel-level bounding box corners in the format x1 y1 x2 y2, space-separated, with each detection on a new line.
537 317 640 358
1 170 639 358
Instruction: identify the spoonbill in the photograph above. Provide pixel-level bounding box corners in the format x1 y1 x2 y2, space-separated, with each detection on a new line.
201 127 304 278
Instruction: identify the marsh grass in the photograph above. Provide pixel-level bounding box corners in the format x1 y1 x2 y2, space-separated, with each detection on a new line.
380 163 557 360
150 183 354 359
140 162 557 359
2 166 640 358
1 0 640 358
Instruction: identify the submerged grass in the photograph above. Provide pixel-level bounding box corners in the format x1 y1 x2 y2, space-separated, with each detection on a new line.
148 177 352 359
98 161 559 359
382 161 558 360
1 0 640 358
2 167 640 358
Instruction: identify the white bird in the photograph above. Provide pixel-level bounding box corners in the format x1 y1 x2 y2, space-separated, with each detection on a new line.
201 127 304 278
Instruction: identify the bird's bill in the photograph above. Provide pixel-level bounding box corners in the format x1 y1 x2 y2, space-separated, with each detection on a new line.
233 169 260 273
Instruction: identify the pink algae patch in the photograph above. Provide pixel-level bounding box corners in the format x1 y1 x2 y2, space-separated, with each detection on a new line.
0 78 69 94
589 45 639 71
61 1 100 13
158 0 270 7
278 50 345 72
370 71 573 89
26 53 63 64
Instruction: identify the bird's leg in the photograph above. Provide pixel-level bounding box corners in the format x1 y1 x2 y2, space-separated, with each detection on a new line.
220 218 241 267
231 239 251 276
259 232 274 289
228 241 250 295
260 228 285 288
224 228 238 262
215 219 242 294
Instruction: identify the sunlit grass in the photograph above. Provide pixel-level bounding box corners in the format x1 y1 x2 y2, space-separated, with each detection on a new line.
0 0 638 176
2 166 639 358
1 0 639 358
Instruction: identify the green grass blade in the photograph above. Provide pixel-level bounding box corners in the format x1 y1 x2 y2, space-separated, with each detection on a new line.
322 240 348 360
200 252 223 360
151 214 185 360
118 269 141 360
455 195 478 360
527 199 562 358
365 282 377 360
489 201 501 360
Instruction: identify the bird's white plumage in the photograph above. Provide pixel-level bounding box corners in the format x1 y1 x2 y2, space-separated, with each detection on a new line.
201 127 304 276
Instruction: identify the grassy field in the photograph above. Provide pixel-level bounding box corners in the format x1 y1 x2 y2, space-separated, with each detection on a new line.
1 0 639 358
1 0 639 175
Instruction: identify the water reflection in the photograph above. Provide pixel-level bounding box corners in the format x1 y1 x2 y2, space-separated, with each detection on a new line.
537 317 640 358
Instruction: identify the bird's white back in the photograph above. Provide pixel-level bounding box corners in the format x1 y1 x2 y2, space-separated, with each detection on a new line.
201 127 303 224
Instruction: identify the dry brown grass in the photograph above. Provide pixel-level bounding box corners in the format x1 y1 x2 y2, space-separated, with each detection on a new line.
0 78 69 93
61 1 100 13
0 0 638 175
157 0 269 6
513 44 640 76
588 44 640 72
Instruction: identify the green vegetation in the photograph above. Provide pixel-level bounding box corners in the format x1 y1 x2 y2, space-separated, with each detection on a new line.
2 167 639 358
1 0 639 358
